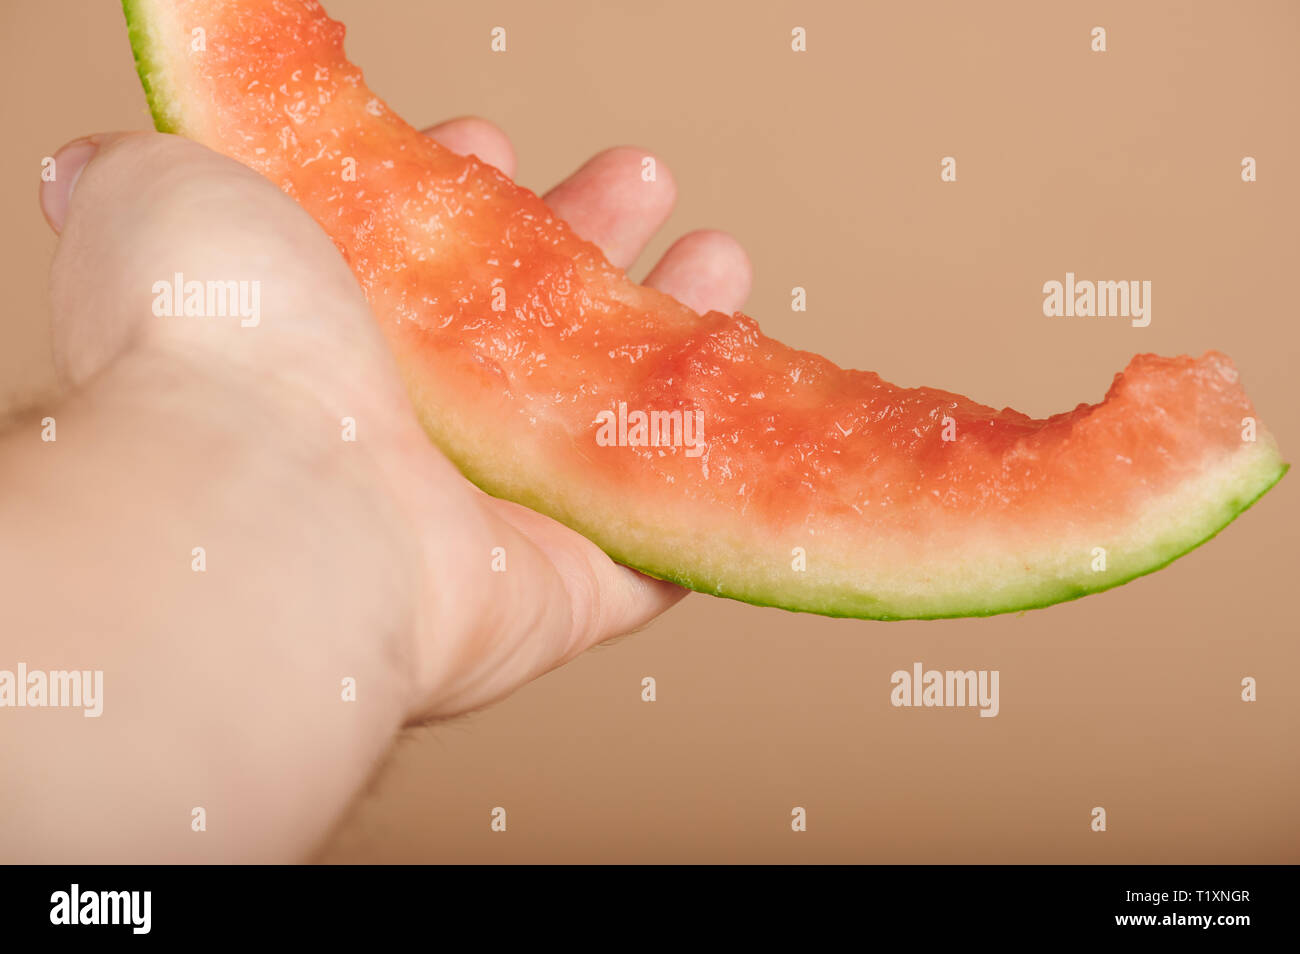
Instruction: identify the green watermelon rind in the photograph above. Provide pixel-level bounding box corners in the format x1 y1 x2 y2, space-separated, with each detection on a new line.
433 413 1286 620
122 0 180 134
682 459 1289 621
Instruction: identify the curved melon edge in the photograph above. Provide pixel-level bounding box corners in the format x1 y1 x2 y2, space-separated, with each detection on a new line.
122 0 1288 622
428 401 1286 621
626 449 1290 621
122 0 204 136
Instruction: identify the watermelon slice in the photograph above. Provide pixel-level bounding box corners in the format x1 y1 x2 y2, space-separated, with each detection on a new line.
120 0 1286 619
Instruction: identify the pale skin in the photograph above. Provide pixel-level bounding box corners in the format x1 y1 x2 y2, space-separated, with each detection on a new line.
1 120 752 862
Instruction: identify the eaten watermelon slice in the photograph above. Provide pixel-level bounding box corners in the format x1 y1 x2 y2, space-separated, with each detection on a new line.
120 0 1286 619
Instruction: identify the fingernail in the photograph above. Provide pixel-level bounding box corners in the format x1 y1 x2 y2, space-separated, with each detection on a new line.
40 136 102 234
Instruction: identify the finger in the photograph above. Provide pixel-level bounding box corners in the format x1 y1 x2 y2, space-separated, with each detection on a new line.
483 496 687 661
642 229 753 316
420 116 516 178
39 135 104 236
411 493 686 719
543 146 676 270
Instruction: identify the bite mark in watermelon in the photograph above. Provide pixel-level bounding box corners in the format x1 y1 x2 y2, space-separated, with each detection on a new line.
120 0 1287 619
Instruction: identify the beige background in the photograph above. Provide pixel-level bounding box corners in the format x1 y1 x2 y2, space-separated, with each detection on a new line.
1 0 1296 862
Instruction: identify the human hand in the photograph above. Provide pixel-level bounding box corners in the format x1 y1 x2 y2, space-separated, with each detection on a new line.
4 118 750 860
37 121 752 722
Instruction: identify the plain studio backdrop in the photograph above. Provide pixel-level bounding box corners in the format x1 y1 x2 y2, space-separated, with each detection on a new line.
1 0 1296 862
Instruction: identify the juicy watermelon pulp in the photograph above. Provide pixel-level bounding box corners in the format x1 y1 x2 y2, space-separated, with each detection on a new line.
121 0 1286 619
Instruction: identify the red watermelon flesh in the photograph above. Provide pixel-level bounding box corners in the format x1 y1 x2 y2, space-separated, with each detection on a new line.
121 0 1287 618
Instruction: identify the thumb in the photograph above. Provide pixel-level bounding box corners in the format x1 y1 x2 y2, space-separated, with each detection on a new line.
40 131 372 389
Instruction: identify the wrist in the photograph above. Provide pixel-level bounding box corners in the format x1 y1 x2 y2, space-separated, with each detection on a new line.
1 343 418 859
